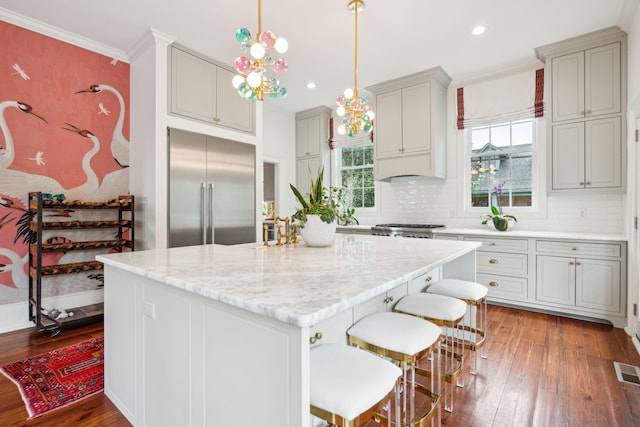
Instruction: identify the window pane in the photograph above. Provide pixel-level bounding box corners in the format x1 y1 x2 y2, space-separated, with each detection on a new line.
342 147 353 167
364 188 375 208
470 148 532 208
364 145 374 165
363 168 374 187
471 127 490 151
341 170 351 187
353 188 363 207
512 120 533 146
339 143 375 209
490 123 510 147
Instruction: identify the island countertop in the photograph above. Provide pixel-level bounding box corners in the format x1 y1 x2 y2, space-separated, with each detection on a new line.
97 234 480 327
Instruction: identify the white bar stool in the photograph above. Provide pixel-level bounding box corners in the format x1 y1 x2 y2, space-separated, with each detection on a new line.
425 279 488 375
347 312 442 427
394 293 467 413
310 343 402 427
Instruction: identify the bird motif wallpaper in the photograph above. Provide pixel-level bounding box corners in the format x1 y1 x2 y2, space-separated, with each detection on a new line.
0 20 130 306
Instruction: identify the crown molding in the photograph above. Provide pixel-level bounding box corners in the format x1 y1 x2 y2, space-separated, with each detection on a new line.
0 7 129 62
127 28 175 62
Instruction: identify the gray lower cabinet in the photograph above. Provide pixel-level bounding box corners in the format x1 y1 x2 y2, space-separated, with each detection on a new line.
434 232 627 327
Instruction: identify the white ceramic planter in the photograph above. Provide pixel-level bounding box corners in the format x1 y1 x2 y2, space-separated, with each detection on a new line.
300 215 336 247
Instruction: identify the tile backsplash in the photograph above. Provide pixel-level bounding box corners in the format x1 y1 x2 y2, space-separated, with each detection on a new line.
356 176 626 234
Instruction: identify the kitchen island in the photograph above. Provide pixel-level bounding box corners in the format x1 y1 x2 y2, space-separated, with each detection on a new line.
97 234 480 427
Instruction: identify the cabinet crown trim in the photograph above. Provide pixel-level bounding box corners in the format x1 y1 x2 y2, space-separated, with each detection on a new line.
365 66 452 94
535 26 627 61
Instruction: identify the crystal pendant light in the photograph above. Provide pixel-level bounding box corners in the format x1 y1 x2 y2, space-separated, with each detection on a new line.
336 0 374 138
232 0 288 101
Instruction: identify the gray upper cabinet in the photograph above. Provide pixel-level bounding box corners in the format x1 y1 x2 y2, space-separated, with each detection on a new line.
551 42 621 123
536 27 627 193
366 67 450 181
169 45 255 134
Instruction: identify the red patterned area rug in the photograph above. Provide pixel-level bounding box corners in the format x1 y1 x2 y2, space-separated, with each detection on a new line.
0 336 104 419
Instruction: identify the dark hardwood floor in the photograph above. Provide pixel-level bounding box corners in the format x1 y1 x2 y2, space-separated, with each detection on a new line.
0 322 130 427
1 305 640 426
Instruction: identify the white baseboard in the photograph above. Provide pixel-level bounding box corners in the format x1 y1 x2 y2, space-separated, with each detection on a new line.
0 289 103 334
633 334 640 357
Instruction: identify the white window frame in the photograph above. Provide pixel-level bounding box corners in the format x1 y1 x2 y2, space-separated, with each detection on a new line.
331 141 378 215
457 117 547 219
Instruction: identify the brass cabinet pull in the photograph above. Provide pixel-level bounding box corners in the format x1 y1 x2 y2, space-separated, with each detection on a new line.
579 181 585 186
489 281 499 287
569 261 575 265
586 110 592 115
384 296 394 304
585 181 591 186
572 246 578 251
309 332 323 344
424 276 432 283
490 242 496 246
489 259 499 264
576 261 582 266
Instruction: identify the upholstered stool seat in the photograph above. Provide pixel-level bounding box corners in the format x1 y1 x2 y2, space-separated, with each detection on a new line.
310 343 402 427
425 279 488 375
348 312 442 426
394 293 467 413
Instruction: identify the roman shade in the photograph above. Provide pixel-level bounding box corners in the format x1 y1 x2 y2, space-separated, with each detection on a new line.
457 67 544 129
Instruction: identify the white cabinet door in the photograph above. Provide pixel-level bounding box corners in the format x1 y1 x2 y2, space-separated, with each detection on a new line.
216 67 254 133
552 122 585 189
585 116 621 188
375 89 403 158
402 82 431 154
536 255 575 306
170 47 254 133
296 116 321 158
551 42 621 123
171 48 217 123
552 117 621 190
585 42 621 118
576 258 621 313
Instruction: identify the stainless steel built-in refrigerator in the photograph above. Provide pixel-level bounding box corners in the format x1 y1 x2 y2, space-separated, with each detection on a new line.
168 128 255 247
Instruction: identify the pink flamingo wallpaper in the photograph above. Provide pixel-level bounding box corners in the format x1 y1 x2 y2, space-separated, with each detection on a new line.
0 20 130 306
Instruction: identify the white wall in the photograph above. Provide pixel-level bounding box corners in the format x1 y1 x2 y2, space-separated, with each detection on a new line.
620 0 640 338
262 104 296 220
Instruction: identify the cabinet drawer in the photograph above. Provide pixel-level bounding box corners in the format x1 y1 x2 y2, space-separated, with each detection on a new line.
536 240 621 258
463 236 528 253
408 268 441 293
476 273 528 301
433 235 460 241
477 252 528 276
309 308 352 348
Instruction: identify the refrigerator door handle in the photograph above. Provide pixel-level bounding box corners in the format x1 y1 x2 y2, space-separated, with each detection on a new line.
208 183 215 244
201 182 207 245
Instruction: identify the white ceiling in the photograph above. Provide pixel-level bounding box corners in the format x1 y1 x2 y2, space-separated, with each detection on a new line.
0 0 630 113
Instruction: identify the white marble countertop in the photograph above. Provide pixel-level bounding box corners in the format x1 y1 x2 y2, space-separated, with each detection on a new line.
432 227 627 242
97 234 480 328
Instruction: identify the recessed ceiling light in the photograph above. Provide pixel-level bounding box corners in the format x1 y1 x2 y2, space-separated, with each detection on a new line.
307 82 316 89
472 25 487 36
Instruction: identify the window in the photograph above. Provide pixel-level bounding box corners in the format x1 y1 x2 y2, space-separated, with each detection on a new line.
340 144 374 208
469 119 534 209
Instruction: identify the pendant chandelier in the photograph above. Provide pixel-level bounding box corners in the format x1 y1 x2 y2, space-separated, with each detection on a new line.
336 0 374 138
232 0 288 101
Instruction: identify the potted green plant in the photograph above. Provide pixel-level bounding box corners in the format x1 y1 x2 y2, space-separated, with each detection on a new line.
290 168 358 246
481 184 517 231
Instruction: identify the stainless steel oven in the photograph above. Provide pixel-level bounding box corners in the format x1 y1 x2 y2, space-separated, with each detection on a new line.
371 223 445 239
